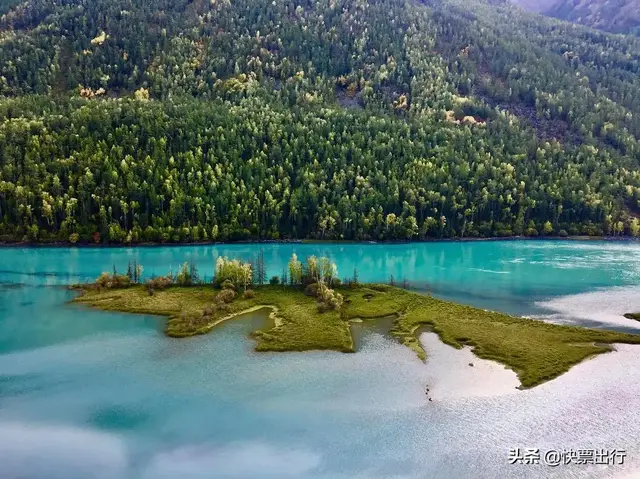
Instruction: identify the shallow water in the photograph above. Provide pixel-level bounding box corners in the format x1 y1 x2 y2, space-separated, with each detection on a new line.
2 240 640 478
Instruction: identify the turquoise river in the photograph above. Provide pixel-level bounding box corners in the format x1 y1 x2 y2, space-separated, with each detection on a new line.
2 240 640 479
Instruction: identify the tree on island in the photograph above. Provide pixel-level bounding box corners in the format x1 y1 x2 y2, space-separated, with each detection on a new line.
214 257 253 291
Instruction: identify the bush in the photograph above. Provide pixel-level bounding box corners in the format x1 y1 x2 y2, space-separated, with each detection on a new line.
146 275 173 290
311 282 344 312
69 232 80 244
269 276 280 285
216 289 236 304
221 279 235 290
243 289 256 299
328 295 343 310
305 283 322 297
202 304 216 317
558 229 569 238
94 272 131 289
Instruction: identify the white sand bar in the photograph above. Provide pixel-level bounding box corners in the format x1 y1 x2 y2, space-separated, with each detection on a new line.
419 332 521 400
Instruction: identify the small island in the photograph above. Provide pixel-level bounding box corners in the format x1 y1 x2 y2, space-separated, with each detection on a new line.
73 254 640 389
624 313 640 321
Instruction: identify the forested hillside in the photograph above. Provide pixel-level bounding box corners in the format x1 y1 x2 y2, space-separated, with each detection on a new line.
511 0 640 36
1 0 640 243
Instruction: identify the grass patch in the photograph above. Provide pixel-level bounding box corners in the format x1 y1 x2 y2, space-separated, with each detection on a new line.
74 285 354 352
624 313 640 321
73 284 640 388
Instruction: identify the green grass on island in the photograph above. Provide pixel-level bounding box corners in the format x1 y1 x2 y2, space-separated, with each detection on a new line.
624 313 640 321
73 283 640 389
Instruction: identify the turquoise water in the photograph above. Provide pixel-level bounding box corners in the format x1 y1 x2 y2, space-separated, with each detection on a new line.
2 240 640 478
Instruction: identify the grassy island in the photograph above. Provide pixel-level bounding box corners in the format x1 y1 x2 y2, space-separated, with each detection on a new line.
624 313 640 321
72 255 640 389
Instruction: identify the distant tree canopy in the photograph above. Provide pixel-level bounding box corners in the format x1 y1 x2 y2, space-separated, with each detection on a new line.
1 0 640 242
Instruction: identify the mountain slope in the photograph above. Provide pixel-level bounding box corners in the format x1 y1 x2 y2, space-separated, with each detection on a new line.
511 0 640 35
1 0 640 243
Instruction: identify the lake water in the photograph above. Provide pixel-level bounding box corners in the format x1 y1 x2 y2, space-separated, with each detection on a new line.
2 240 640 478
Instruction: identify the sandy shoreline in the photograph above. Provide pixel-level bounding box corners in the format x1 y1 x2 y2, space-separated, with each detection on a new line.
419 330 640 405
419 332 521 400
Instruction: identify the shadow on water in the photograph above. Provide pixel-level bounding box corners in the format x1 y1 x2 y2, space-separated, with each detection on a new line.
0 282 25 290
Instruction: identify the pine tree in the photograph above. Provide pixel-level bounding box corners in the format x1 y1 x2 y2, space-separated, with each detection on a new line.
258 249 267 285
189 262 200 284
249 256 260 284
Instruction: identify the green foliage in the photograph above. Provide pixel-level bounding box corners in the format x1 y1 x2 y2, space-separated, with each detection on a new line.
304 281 344 312
289 254 338 286
175 262 198 286
269 275 280 285
221 279 235 290
215 257 252 289
0 0 640 240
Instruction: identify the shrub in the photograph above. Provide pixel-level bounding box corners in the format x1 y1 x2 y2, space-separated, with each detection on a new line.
94 272 131 289
305 283 322 297
147 287 154 296
69 232 80 244
558 229 569 238
310 282 344 312
317 302 329 313
95 272 111 288
202 304 216 317
328 292 344 310
320 289 343 310
243 289 256 299
146 275 173 290
216 289 236 304
221 279 235 290
269 275 280 285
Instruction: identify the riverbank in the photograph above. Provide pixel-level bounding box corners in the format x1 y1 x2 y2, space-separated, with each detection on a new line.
72 284 640 388
0 234 636 248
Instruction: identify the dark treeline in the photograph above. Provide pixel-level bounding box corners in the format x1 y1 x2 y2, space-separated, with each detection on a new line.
1 0 640 242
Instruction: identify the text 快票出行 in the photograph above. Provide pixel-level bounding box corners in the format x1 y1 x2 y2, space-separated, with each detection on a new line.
509 448 626 467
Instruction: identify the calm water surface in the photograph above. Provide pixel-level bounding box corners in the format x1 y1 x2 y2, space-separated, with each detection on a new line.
2 240 640 478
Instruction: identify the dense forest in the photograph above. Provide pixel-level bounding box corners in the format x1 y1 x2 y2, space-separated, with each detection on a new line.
1 0 640 243
511 0 640 36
